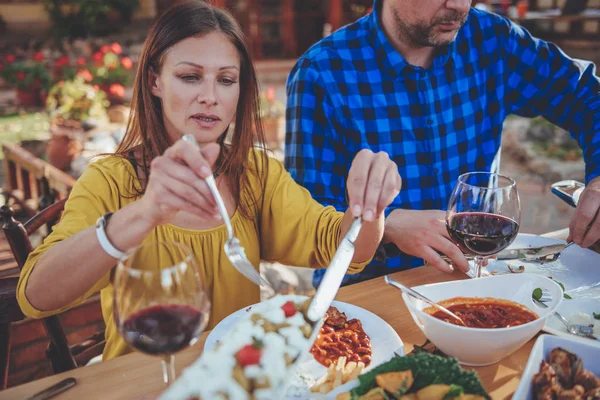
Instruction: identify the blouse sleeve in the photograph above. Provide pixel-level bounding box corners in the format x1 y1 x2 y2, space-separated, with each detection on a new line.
259 156 370 274
17 158 127 318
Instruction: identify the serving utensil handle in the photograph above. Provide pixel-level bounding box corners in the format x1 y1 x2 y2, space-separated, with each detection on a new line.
384 276 465 326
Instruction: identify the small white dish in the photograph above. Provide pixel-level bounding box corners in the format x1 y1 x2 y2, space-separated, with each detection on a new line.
486 233 600 338
402 273 563 366
512 334 600 400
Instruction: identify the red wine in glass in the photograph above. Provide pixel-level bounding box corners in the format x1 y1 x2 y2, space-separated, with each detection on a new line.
122 304 205 355
446 172 521 278
447 212 519 256
114 241 210 385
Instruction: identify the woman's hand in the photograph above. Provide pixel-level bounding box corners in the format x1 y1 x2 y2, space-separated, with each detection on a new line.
347 149 402 222
138 139 221 226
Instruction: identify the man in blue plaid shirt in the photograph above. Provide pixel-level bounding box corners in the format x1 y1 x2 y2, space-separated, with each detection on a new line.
285 0 600 286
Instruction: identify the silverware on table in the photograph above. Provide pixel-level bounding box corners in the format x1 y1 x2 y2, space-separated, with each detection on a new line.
306 217 362 322
26 377 77 400
534 295 597 340
384 276 466 326
440 242 574 264
182 134 273 291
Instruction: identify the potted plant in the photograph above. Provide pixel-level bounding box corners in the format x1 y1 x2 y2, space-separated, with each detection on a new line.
80 43 134 104
45 76 109 170
259 87 285 149
2 53 51 107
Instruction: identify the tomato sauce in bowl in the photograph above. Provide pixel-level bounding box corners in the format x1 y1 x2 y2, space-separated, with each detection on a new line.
425 297 538 329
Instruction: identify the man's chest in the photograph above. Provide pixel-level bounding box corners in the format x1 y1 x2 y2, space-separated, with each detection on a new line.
334 66 506 147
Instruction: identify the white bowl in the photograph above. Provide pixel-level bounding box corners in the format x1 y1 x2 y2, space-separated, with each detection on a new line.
513 334 600 400
402 274 563 366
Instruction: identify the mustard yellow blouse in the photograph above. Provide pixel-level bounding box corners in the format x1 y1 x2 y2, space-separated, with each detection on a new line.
16 151 369 360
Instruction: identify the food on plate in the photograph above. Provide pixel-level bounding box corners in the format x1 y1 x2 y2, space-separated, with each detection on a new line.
507 264 525 273
532 347 600 399
310 305 372 367
424 297 538 328
310 355 366 394
336 352 489 400
159 295 317 400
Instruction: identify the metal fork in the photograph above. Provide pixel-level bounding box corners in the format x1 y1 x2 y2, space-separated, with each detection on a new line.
182 135 274 291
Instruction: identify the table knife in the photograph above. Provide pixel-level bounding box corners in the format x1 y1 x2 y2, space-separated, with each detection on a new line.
26 377 77 400
440 242 570 263
306 217 362 322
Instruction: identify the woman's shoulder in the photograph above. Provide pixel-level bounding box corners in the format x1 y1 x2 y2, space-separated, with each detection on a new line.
247 148 284 175
76 155 139 193
245 148 290 189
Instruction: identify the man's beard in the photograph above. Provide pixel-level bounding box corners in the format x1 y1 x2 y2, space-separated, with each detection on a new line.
393 9 468 47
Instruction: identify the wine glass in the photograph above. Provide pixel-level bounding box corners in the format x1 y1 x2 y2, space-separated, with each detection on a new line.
446 172 521 278
113 241 210 384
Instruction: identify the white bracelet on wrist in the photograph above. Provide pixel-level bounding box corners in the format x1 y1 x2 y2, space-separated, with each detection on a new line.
96 212 128 259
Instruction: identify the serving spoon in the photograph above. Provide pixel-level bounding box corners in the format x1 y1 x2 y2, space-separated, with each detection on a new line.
384 276 467 327
534 292 597 340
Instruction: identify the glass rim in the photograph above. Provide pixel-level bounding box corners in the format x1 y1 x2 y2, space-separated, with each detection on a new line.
457 171 516 190
117 240 194 275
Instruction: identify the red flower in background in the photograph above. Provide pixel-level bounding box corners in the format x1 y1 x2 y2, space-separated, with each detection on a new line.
265 87 276 102
92 52 104 66
0 63 4 72
120 57 133 70
55 56 70 68
110 42 122 55
93 84 100 91
100 45 110 54
33 52 44 62
108 83 125 98
76 57 87 66
5 54 15 63
16 71 26 81
77 69 94 82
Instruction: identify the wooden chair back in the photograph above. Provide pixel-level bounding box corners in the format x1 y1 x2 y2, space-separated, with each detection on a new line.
0 200 104 389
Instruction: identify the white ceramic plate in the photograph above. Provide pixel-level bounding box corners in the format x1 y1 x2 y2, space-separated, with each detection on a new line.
512 334 600 400
205 300 404 399
485 233 600 338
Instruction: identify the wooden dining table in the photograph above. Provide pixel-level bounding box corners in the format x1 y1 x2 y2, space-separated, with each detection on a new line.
3 264 545 400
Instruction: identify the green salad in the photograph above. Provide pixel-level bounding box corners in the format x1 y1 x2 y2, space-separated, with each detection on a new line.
337 352 490 400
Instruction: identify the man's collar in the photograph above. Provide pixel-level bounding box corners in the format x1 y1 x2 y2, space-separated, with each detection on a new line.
368 0 458 78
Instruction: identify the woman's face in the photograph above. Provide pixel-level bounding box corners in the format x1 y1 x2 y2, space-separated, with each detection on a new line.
151 32 241 145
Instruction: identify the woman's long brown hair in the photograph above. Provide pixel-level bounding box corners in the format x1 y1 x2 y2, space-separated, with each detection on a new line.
115 0 267 220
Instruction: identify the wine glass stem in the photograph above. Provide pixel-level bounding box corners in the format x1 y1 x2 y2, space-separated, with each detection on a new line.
161 354 175 384
474 256 485 278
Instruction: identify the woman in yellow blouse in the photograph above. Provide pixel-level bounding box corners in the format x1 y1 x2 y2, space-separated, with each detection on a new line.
16 0 402 361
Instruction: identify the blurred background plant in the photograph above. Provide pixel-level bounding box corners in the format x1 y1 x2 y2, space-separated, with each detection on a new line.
259 87 285 149
1 53 52 107
43 0 140 39
527 117 583 161
259 87 284 119
87 42 133 103
48 41 134 104
45 76 108 124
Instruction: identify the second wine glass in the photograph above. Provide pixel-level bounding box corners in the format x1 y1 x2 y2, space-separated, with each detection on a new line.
446 172 521 278
113 241 210 385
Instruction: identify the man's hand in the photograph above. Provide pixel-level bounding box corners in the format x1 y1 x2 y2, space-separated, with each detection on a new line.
568 176 600 248
384 209 470 274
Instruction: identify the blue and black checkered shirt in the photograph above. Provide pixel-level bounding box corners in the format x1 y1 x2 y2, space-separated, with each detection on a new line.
284 2 600 285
